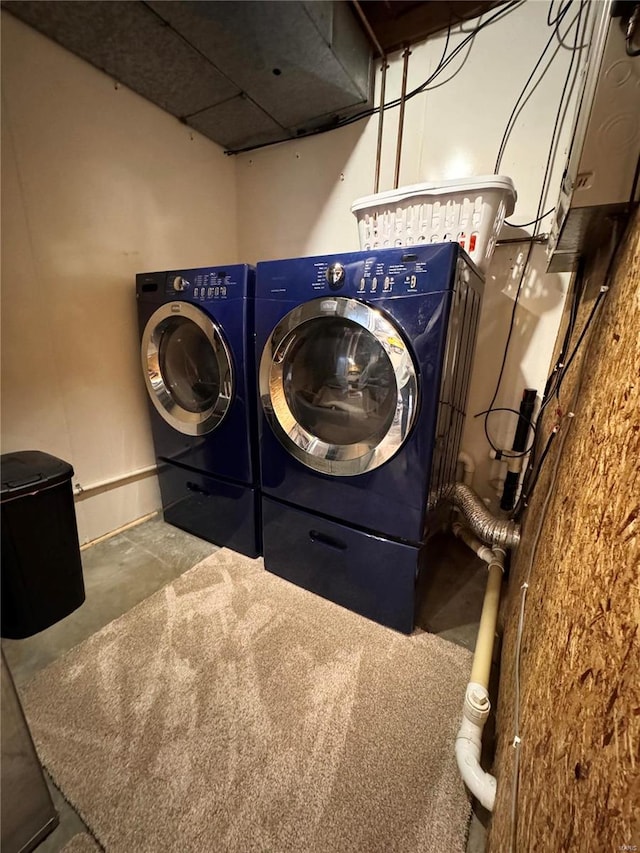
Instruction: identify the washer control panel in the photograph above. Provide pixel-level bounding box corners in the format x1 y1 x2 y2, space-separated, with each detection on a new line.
256 247 477 300
306 253 431 298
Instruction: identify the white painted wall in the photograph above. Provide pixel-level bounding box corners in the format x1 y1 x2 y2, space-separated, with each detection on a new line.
236 0 587 507
1 1 588 544
1 13 238 543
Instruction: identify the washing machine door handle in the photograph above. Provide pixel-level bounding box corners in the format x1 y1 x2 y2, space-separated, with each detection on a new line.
259 296 419 477
141 302 234 436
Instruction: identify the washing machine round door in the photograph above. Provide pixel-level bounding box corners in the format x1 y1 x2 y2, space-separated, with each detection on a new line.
260 296 419 476
141 302 233 436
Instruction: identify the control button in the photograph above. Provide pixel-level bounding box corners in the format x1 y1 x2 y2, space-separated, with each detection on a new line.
410 275 417 289
220 286 227 297
371 277 378 292
214 286 220 297
207 287 214 297
383 277 391 292
358 278 366 292
326 262 346 290
194 287 199 297
173 276 189 292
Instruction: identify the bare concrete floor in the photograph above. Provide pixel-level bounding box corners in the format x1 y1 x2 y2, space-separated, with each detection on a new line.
2 517 496 853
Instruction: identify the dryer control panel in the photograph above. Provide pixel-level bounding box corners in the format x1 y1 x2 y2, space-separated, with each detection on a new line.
136 265 255 303
169 270 231 301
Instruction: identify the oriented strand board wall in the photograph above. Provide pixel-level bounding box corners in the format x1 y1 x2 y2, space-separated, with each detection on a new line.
489 210 640 852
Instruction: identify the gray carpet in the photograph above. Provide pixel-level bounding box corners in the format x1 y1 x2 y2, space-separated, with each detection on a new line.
22 549 473 852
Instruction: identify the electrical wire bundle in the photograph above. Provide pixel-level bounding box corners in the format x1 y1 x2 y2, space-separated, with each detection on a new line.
511 221 624 521
506 210 627 853
225 0 528 155
476 0 591 510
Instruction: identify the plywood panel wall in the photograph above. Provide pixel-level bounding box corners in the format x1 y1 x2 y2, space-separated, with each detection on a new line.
488 210 640 851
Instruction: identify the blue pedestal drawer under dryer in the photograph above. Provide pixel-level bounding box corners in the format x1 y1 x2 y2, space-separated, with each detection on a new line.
136 265 261 558
255 244 483 631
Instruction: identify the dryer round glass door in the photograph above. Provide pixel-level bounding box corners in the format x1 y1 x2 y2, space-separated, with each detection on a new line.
141 302 233 436
260 296 419 475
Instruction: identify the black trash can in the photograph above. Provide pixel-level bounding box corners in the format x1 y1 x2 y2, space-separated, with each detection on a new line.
1 451 85 639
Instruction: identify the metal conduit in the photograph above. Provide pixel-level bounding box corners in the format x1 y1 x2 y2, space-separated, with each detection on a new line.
73 464 158 497
374 59 388 194
394 47 411 190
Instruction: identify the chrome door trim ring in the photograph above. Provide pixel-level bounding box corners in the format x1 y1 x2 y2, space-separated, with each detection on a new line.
259 296 419 476
141 302 233 436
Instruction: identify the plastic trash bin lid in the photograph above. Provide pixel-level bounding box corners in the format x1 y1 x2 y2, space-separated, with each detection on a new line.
0 451 75 502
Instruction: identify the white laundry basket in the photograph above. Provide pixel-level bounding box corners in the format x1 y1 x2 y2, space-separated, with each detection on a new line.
351 175 517 273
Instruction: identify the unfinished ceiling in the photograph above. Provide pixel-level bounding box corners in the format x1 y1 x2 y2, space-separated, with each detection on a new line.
353 0 502 55
2 0 498 153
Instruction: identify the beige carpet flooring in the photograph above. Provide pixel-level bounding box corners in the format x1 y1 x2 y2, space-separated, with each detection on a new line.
22 549 473 853
60 833 101 853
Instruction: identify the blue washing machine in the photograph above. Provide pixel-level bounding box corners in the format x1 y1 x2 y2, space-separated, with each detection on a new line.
136 265 261 557
255 244 483 631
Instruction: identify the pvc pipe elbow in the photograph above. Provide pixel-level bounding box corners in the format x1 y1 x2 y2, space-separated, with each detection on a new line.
455 726 497 811
452 522 496 565
455 684 496 810
457 451 476 486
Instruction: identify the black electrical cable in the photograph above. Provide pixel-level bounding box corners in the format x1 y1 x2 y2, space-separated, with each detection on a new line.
547 0 573 26
530 1 587 221
494 0 575 174
338 0 520 127
420 24 478 93
555 288 607 398
511 248 583 513
480 0 586 465
511 284 609 519
224 0 526 154
352 14 452 121
287 0 525 139
511 427 557 518
477 239 535 453
533 262 585 420
505 207 555 228
533 239 616 454
514 216 624 518
494 7 583 178
473 407 538 458
444 0 584 456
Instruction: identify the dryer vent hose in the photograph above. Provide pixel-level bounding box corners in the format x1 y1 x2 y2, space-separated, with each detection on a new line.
449 482 521 549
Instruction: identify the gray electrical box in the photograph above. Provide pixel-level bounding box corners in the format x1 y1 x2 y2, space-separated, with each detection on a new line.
547 1 640 272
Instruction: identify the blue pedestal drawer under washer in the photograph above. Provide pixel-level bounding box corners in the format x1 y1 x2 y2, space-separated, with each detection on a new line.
255 244 483 631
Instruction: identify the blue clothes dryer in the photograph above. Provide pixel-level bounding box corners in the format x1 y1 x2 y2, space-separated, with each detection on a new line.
136 265 261 557
255 244 483 631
